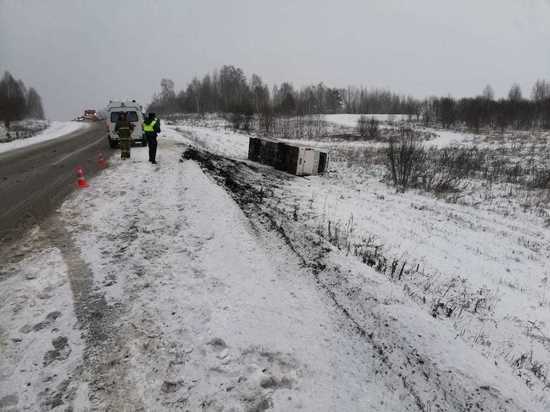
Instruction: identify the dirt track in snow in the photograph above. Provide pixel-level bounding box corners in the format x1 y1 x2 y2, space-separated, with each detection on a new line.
182 145 542 411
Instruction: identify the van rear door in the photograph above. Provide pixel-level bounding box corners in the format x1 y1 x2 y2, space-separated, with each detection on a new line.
109 110 142 142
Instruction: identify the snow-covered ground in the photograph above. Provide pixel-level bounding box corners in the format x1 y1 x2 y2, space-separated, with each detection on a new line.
0 128 402 410
169 124 250 159
282 166 550 398
323 113 480 148
0 231 85 411
63 131 416 410
0 121 89 154
166 121 550 410
422 128 475 147
0 119 49 142
2 120 549 410
324 114 410 128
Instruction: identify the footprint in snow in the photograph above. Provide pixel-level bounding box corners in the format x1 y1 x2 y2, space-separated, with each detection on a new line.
43 336 71 366
19 311 62 334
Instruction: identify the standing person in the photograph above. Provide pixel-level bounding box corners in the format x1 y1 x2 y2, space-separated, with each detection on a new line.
115 112 134 159
143 113 161 164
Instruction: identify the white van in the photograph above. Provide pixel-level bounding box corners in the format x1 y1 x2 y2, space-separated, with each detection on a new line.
106 100 146 148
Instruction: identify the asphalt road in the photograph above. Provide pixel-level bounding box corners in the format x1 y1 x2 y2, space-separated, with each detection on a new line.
0 122 113 243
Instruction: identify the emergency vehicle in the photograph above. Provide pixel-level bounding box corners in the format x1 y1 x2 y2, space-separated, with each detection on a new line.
106 100 146 148
83 109 99 121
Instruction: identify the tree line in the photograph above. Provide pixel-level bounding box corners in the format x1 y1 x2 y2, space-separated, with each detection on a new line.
147 65 412 119
342 87 419 116
424 81 550 131
0 71 45 128
148 65 550 131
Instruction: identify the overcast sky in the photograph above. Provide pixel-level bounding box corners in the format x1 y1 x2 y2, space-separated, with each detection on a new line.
1 0 550 119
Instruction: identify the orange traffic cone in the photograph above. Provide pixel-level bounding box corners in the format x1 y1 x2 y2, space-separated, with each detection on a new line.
98 152 108 169
75 166 89 188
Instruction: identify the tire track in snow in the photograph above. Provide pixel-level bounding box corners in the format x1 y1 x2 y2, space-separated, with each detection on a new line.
42 214 144 410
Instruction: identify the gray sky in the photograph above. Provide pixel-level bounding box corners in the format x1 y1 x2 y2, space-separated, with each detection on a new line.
1 0 550 120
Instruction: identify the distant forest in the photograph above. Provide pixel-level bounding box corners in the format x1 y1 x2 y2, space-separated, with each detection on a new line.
0 71 45 128
148 65 550 131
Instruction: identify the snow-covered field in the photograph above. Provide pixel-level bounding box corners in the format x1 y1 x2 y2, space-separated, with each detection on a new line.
1 118 549 410
323 114 410 128
169 123 249 159
323 113 482 148
0 121 89 154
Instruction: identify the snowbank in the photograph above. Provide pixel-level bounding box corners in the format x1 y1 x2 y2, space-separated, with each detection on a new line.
0 121 89 154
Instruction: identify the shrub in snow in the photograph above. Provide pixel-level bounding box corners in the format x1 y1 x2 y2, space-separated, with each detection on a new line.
357 115 368 138
386 128 427 192
356 115 381 139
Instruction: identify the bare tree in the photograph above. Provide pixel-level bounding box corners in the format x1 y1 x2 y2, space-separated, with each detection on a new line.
508 83 522 101
0 71 27 128
259 101 274 135
438 97 456 128
357 115 368 137
160 78 175 99
148 78 180 114
531 79 550 101
481 84 495 101
367 117 379 139
386 128 427 192
26 87 45 119
251 74 269 114
357 115 379 139
189 78 202 113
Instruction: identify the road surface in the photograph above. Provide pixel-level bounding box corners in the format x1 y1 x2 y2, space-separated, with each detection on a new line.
0 122 111 243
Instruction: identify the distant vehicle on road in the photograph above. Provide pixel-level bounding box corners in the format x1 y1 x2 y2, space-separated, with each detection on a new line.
105 100 146 148
84 109 99 121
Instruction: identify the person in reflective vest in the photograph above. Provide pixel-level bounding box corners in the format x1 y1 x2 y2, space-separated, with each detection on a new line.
115 112 134 159
143 113 161 164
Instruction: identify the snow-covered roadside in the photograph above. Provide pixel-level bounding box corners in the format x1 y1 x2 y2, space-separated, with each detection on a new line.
214 126 547 407
0 121 90 154
26 128 407 410
283 166 550 373
167 124 250 159
0 228 86 411
0 119 49 143
180 147 542 410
